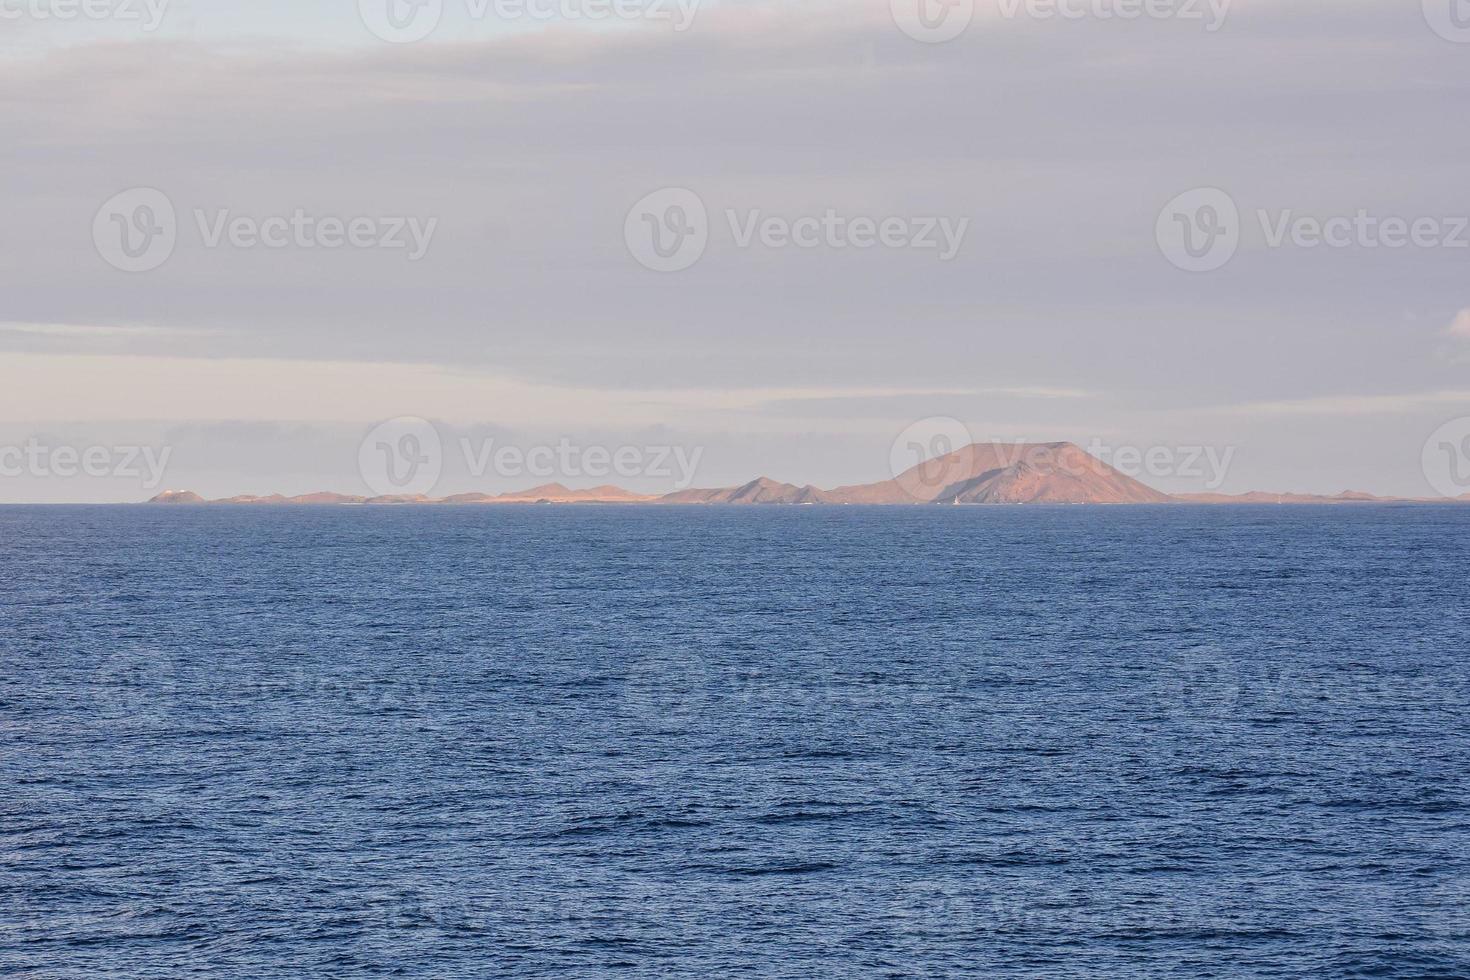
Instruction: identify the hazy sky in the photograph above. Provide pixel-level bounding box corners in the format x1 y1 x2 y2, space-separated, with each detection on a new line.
2 0 1469 501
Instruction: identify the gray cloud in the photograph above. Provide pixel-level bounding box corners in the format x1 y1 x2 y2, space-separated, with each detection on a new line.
1 0 1467 495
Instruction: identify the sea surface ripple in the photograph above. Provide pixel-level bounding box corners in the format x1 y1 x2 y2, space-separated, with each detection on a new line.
2 504 1468 977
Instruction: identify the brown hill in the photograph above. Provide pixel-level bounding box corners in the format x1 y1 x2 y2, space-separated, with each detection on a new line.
569 485 658 503
827 442 1172 505
364 494 433 505
663 477 833 505
440 492 500 504
290 492 367 505
147 490 206 504
498 482 576 500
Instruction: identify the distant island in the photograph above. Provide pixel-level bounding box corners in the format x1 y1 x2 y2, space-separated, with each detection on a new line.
148 441 1470 506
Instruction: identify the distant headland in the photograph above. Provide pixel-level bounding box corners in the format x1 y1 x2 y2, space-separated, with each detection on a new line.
145 441 1470 506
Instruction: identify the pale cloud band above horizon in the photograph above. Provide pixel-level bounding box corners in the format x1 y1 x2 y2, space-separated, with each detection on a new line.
1 0 1468 500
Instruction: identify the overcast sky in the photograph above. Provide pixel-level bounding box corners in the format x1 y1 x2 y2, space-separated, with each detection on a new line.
2 0 1469 501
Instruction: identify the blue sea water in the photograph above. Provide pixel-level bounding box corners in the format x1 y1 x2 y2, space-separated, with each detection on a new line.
2 504 1469 978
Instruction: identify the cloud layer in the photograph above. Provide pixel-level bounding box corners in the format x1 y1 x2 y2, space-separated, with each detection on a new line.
1 0 1468 498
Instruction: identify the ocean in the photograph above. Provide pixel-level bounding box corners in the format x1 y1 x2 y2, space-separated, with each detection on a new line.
3 504 1468 977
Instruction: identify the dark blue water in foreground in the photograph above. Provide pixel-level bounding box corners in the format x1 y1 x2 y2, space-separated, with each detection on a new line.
3 505 1469 978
